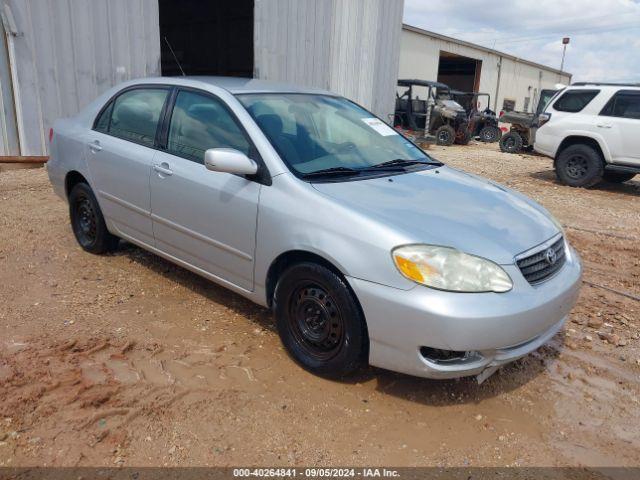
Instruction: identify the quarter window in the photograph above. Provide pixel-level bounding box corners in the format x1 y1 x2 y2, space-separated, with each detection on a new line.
600 91 640 120
553 90 599 113
105 88 168 146
94 101 113 133
167 90 251 163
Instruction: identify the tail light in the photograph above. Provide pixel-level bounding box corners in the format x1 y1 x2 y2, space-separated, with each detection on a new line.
538 113 551 127
499 110 504 117
49 128 54 143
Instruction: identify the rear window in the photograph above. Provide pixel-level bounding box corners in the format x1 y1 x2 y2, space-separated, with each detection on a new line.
600 90 640 120
553 90 599 113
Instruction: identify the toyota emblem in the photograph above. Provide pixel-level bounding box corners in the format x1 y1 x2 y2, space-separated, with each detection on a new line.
545 248 557 265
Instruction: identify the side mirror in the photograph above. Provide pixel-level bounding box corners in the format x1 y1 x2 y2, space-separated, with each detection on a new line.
204 148 258 176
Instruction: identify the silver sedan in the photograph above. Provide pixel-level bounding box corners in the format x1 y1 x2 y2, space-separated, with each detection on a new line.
46 77 582 381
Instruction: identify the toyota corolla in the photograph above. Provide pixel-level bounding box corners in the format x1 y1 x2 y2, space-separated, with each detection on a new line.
46 77 582 381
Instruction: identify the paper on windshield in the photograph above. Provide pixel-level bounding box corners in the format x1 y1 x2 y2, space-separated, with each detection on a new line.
361 118 398 136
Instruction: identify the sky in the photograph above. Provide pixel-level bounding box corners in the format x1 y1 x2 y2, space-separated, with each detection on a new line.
403 0 640 82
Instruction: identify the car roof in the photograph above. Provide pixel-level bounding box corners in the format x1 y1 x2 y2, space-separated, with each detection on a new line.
125 76 334 95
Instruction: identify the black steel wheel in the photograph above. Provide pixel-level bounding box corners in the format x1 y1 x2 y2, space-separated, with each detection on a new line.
555 144 604 188
479 125 501 143
274 262 368 376
69 182 119 254
499 131 523 153
434 125 455 146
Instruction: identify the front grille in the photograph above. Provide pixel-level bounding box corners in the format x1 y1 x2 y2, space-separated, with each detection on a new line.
517 236 566 284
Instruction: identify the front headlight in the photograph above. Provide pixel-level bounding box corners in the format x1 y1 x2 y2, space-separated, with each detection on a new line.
392 245 512 293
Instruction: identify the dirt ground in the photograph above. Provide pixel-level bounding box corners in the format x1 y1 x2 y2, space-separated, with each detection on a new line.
0 142 638 468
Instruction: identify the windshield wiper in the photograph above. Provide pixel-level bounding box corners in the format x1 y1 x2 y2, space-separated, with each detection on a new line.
371 159 441 169
300 167 360 179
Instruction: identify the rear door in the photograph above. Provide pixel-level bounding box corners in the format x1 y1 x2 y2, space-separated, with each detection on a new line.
149 88 262 291
598 89 640 165
87 87 170 246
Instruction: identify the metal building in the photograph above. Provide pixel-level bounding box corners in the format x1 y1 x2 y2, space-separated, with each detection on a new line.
0 0 404 157
399 24 572 114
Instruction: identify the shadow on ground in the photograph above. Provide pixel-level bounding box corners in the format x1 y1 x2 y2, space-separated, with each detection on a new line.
529 169 640 196
114 240 561 406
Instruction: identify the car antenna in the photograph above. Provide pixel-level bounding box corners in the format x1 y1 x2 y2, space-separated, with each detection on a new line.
163 36 185 76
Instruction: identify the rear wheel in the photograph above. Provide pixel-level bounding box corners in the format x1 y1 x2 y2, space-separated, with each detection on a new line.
603 171 636 183
273 262 368 377
434 125 455 146
555 144 604 188
479 125 501 143
69 182 119 254
499 132 523 153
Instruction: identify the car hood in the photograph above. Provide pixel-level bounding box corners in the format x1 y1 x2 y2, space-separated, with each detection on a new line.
312 166 559 265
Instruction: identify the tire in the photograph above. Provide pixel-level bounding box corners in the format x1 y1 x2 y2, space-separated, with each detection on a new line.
555 144 604 188
434 125 455 146
69 182 119 254
499 132 523 153
273 262 368 377
454 128 472 145
479 125 501 143
602 171 636 183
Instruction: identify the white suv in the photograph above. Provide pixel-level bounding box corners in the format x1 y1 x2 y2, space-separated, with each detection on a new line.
535 83 640 187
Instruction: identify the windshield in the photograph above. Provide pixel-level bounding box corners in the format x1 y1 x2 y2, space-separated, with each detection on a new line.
236 93 433 178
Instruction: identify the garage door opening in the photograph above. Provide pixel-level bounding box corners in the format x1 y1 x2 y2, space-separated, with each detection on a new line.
159 0 254 77
437 51 482 93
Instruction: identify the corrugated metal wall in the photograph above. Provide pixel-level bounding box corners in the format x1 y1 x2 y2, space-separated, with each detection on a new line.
3 0 160 156
254 0 404 120
2 0 403 155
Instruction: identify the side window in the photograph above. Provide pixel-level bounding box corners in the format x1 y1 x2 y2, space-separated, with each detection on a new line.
108 88 168 146
553 90 599 113
600 91 640 120
167 90 251 163
94 101 113 133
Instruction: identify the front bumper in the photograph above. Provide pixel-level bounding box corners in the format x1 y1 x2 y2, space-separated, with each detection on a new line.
347 246 582 379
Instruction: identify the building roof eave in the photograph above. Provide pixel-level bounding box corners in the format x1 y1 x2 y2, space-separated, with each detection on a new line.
402 24 572 78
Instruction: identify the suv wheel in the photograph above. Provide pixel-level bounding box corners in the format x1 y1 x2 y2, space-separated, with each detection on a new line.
603 171 636 183
69 182 119 253
434 125 455 146
555 144 604 188
273 262 368 377
499 132 523 153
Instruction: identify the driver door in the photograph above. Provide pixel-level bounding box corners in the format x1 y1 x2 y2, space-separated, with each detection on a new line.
149 89 261 291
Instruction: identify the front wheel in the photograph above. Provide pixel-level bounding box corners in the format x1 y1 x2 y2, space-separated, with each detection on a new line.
273 262 368 377
69 182 119 254
555 144 604 188
434 125 455 146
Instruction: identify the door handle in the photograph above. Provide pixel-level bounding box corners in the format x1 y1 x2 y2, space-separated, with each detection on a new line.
596 124 612 129
153 163 173 176
88 140 102 152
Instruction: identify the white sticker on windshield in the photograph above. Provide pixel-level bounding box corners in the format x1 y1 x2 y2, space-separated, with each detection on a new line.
361 118 398 136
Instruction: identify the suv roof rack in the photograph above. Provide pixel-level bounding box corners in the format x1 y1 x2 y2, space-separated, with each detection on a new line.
571 81 640 87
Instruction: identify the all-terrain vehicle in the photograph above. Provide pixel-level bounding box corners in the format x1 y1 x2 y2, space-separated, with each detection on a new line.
499 88 560 154
450 91 502 143
393 79 470 146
